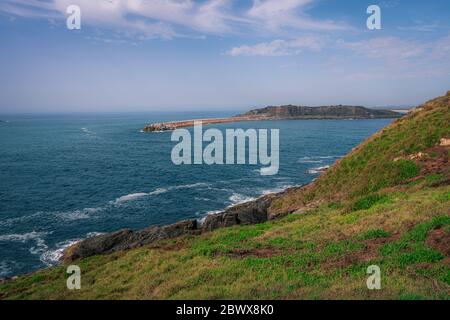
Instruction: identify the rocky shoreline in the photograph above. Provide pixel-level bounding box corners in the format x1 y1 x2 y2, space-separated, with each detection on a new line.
62 186 304 263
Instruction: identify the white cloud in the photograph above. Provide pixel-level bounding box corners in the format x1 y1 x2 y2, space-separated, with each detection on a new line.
226 36 325 56
0 0 349 40
0 0 237 39
247 0 348 32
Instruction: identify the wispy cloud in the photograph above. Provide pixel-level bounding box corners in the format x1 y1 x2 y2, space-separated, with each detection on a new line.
227 34 450 77
341 35 450 63
0 0 238 39
247 0 349 32
226 36 325 56
340 37 428 62
0 0 349 40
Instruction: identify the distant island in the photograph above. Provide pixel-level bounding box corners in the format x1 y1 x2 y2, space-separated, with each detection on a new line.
143 105 402 132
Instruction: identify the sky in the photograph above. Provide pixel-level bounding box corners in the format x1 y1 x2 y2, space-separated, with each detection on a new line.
0 0 449 113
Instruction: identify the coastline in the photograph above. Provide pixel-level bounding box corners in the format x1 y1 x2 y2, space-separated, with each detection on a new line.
0 183 305 282
60 184 307 264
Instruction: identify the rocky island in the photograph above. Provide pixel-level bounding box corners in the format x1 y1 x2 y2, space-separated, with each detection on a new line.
143 105 402 132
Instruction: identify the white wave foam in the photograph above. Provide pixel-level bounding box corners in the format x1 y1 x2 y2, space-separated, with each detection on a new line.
197 210 223 225
194 197 211 202
86 231 104 238
261 184 294 195
298 155 342 163
40 231 104 266
205 210 223 216
113 188 169 205
81 127 95 136
0 212 44 227
307 165 330 174
113 192 149 204
297 159 323 164
148 188 168 195
0 231 50 257
229 193 256 205
173 182 210 190
40 239 79 266
0 231 48 242
55 207 103 221
316 155 343 159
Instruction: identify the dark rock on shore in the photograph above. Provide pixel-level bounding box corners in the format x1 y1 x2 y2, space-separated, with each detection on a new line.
143 123 176 132
63 192 289 262
62 186 308 262
63 219 198 263
201 194 277 232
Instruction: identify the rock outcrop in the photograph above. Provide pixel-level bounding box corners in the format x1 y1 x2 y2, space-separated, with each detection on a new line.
143 123 176 132
201 193 277 232
63 219 199 262
62 188 304 262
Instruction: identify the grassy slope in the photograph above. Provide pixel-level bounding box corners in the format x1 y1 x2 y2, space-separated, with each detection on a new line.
1 93 449 300
269 91 450 214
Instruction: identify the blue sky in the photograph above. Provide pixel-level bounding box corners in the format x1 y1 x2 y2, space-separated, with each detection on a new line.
0 0 449 113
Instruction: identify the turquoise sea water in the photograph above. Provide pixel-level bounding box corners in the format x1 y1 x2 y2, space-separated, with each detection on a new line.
0 112 392 277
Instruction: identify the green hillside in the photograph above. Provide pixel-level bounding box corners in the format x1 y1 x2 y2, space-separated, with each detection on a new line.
1 92 449 300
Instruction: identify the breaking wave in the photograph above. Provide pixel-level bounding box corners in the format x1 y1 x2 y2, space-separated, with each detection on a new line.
0 231 50 258
298 155 343 163
113 192 149 204
229 193 256 205
40 239 79 266
307 165 330 174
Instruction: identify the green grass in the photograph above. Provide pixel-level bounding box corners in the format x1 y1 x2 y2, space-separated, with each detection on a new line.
269 92 450 214
359 229 391 240
1 186 449 300
350 194 391 211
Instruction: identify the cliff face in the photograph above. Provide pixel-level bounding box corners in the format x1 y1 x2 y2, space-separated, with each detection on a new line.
242 105 402 119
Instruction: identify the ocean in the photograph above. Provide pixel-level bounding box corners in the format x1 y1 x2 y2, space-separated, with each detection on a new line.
0 112 393 277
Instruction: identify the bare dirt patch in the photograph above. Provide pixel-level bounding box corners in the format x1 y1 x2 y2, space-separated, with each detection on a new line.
426 228 450 257
321 234 400 270
420 146 449 176
224 247 283 258
404 145 449 186
148 240 187 252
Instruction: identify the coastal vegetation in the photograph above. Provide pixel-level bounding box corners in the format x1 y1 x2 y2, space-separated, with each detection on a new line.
0 92 448 300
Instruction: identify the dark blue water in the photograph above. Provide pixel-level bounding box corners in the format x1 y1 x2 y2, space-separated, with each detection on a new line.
0 113 392 277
